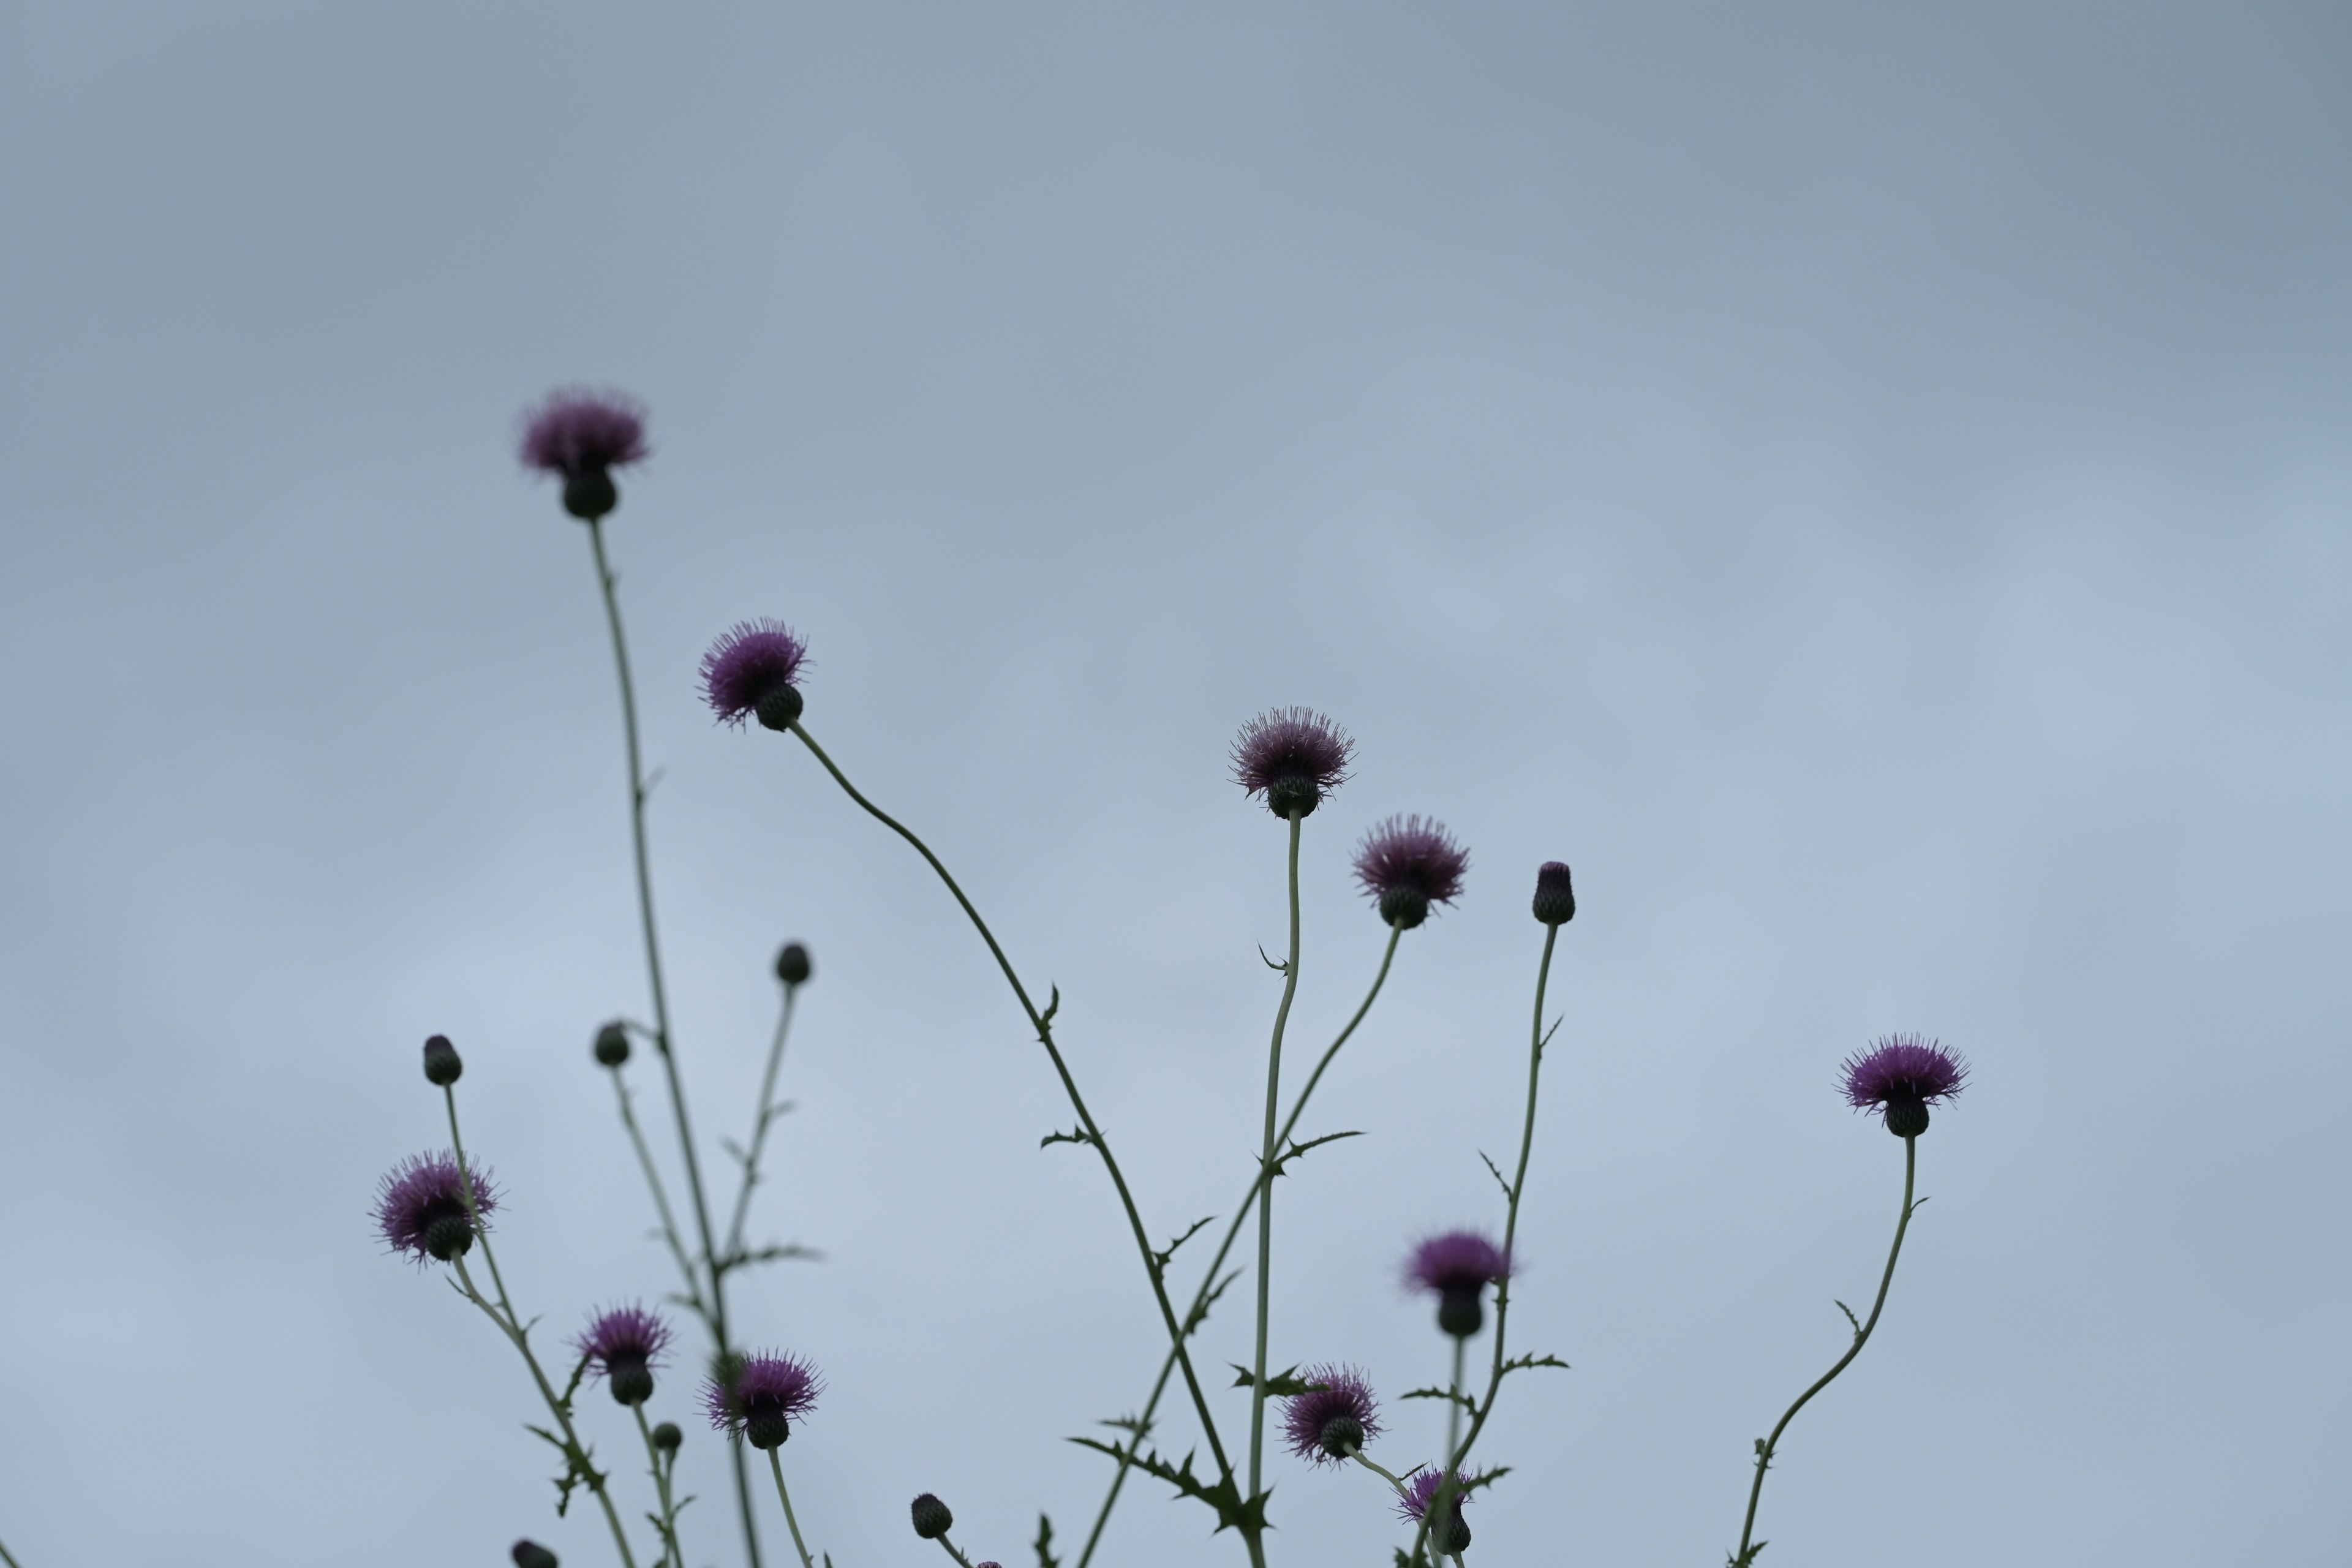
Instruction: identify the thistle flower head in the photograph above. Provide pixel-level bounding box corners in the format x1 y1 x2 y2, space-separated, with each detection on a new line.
705 1351 822 1450
910 1494 954 1540
373 1150 496 1264
1231 708 1353 820
575 1304 674 1406
1839 1033 1969 1138
511 1542 559 1568
1351 815 1469 929
1396 1469 1474 1551
1531 861 1576 925
1405 1229 1510 1338
518 390 648 520
1280 1363 1384 1464
701 619 810 731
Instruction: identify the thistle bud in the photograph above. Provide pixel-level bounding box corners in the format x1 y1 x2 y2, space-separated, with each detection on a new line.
652 1421 682 1452
774 942 813 987
910 1494 954 1540
1531 862 1575 925
512 1542 559 1568
421 1034 462 1086
594 1022 631 1068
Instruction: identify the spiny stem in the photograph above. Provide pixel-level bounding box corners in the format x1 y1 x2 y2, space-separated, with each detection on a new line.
1414 921 1563 1561
724 983 801 1269
584 519 758 1568
1077 922 1404 1568
764 1448 819 1568
1247 810 1305 1513
635 1404 684 1568
788 722 1245 1536
606 1068 706 1317
1733 1134 1919 1566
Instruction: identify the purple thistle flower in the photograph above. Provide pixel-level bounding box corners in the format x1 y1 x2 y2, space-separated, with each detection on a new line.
1231 707 1354 820
518 389 649 521
1280 1363 1384 1464
373 1150 497 1265
1405 1229 1510 1339
701 618 810 732
705 1350 823 1450
1396 1469 1474 1552
1839 1033 1969 1139
1351 815 1469 930
575 1303 674 1407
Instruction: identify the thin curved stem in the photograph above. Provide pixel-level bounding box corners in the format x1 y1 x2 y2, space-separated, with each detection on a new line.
1247 810 1305 1509
788 722 1244 1528
1412 921 1562 1562
1347 1448 1411 1496
635 1404 684 1568
608 1068 706 1317
0 1534 23 1568
1732 1135 1920 1567
1077 922 1404 1568
764 1447 818 1568
724 984 801 1270
933 1535 981 1568
584 520 758 1568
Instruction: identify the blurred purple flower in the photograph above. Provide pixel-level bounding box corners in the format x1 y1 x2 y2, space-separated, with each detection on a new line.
518 390 648 477
373 1150 496 1265
700 618 809 731
1231 708 1353 819
1405 1229 1510 1338
575 1304 674 1405
1281 1363 1384 1464
1397 1468 1474 1551
1351 815 1469 929
706 1351 823 1449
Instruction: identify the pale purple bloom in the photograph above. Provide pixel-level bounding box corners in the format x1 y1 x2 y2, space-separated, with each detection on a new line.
706 1351 823 1449
373 1150 496 1264
1352 815 1469 929
1840 1033 1969 1136
1231 708 1353 818
518 390 648 477
1281 1363 1383 1464
1396 1468 1474 1541
700 619 809 730
575 1304 673 1403
1406 1229 1510 1338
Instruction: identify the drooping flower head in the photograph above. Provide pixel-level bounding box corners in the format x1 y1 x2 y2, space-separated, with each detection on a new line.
701 619 810 731
518 389 649 521
575 1303 675 1407
1231 707 1354 820
1405 1229 1510 1339
1839 1033 1969 1138
1396 1469 1474 1552
374 1150 497 1265
1280 1363 1384 1464
705 1350 823 1450
1352 815 1469 930
1531 861 1576 925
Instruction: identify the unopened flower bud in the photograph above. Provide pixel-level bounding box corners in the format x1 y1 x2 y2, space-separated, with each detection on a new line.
652 1421 682 1452
1531 862 1575 925
512 1542 559 1568
910 1493 954 1540
594 1022 631 1068
422 1034 462 1086
774 942 813 987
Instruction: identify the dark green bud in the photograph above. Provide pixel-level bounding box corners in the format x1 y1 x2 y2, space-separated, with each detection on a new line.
1531 862 1575 925
512 1542 559 1568
652 1421 682 1452
910 1494 954 1540
774 942 813 987
594 1022 630 1068
422 1034 462 1087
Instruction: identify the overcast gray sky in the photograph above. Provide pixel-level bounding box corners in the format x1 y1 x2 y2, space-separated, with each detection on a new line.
2 3 2348 1566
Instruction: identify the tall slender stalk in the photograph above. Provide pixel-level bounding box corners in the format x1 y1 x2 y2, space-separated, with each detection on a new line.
636 1405 685 1568
1410 921 1563 1564
788 720 1253 1561
1077 922 1404 1568
582 518 758 1567
1731 1136 1920 1567
764 1449 819 1568
724 985 801 1269
444 1088 640 1568
1246 811 1306 1510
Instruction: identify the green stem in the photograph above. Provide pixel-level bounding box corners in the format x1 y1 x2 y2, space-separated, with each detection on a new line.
1412 921 1563 1562
788 722 1244 1521
764 1447 819 1568
933 1536 981 1568
607 1068 706 1318
1732 1135 1920 1567
1348 1448 1411 1496
723 984 801 1270
1077 922 1403 1568
584 519 758 1568
0 1534 23 1568
1247 811 1305 1512
635 1404 684 1568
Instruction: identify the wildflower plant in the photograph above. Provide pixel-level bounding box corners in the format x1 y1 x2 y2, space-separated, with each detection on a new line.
362 391 1981 1568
